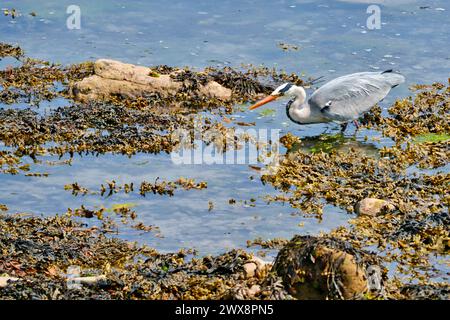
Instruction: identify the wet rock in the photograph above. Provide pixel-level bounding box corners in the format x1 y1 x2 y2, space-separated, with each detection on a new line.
273 235 381 300
0 276 19 288
355 198 395 216
71 59 232 102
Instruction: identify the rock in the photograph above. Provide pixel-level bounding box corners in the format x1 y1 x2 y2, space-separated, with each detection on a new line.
226 284 261 300
355 198 395 216
273 235 380 300
94 59 182 95
71 275 107 286
250 256 267 270
242 262 257 279
72 75 162 101
71 59 232 102
0 276 19 288
242 256 269 279
199 80 233 100
248 284 261 296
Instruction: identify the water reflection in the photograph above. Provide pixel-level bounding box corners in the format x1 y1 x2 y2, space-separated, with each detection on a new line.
287 132 379 158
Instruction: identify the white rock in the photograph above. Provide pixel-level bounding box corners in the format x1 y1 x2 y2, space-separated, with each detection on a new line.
71 275 107 286
242 263 257 279
0 276 19 288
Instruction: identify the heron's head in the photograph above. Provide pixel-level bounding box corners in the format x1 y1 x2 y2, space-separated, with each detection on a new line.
249 83 306 110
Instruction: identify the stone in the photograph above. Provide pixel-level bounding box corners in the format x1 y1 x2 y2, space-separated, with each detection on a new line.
273 235 380 300
199 80 233 100
0 276 19 288
71 275 107 286
242 262 257 279
248 284 261 296
227 284 261 300
355 198 395 216
71 59 232 102
242 256 270 279
250 256 267 270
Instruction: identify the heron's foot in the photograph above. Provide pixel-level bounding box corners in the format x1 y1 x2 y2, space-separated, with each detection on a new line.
340 123 348 133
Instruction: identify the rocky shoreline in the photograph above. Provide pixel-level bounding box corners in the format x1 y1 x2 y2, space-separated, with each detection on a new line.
1 213 447 300
0 42 449 300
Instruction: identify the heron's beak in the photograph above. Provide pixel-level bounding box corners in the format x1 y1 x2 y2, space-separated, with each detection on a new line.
249 95 277 110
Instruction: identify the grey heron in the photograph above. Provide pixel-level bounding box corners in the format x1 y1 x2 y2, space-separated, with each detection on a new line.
249 70 405 131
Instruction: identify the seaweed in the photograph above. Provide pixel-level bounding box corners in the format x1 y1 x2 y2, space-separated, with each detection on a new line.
0 214 280 300
0 43 24 59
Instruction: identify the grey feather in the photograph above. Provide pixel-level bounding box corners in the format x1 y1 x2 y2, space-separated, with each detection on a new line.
309 71 405 122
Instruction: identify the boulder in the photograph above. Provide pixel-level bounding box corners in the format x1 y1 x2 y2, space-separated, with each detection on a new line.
70 59 232 102
273 235 381 300
355 198 395 217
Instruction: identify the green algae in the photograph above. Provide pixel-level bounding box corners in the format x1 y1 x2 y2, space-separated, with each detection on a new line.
413 133 450 144
258 109 276 117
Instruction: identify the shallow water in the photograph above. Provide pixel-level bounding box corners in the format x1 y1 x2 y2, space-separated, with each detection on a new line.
1 0 449 257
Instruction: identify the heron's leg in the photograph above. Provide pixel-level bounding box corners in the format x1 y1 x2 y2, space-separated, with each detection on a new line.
340 122 348 133
353 120 360 130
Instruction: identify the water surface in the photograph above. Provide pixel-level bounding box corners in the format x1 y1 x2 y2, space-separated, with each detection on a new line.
1 0 449 257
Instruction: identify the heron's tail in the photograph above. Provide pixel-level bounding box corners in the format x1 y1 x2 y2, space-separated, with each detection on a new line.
381 70 405 88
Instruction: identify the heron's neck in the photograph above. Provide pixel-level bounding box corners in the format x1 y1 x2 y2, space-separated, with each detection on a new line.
286 95 329 125
285 86 307 124
286 99 308 124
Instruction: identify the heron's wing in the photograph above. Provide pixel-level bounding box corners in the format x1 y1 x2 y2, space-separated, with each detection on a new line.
308 71 405 122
